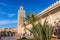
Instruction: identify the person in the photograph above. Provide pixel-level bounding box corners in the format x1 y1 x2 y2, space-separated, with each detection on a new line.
57 26 60 39
54 27 58 36
54 22 58 35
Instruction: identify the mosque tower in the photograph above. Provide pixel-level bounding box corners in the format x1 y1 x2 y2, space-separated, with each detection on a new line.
17 6 25 35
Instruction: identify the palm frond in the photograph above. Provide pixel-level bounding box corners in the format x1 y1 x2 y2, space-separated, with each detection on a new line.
23 13 53 40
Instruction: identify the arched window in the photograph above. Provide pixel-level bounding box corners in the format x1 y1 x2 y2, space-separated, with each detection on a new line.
55 18 60 23
54 18 60 26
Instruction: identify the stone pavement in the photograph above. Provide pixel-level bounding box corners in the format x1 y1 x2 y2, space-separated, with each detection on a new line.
1 37 16 40
58 39 60 40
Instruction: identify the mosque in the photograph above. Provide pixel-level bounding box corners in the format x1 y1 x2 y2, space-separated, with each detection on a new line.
0 0 60 39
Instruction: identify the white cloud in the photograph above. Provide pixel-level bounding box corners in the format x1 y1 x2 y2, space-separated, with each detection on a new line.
0 2 8 6
0 20 17 25
8 13 16 17
0 11 6 14
0 11 16 17
0 9 6 14
0 9 1 11
0 11 6 15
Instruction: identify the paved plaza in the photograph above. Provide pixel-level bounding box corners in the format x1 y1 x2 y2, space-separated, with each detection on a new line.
0 37 16 40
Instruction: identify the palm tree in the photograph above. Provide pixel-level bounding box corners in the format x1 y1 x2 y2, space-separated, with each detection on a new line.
1 30 6 40
0 31 2 40
23 13 53 40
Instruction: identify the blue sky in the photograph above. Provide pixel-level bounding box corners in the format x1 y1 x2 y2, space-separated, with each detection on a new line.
0 0 57 28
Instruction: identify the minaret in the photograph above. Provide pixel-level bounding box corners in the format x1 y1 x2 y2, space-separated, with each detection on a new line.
17 6 25 35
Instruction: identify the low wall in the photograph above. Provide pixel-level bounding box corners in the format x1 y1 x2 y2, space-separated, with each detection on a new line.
2 37 16 40
51 35 58 40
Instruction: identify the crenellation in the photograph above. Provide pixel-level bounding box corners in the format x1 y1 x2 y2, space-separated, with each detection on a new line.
59 0 60 2
37 0 60 16
56 1 59 4
51 4 54 7
53 2 56 6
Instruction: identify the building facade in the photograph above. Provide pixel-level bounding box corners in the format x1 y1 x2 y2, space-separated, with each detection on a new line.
37 0 60 26
17 6 25 36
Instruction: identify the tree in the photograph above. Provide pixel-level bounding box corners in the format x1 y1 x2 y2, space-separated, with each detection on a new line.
0 31 2 40
23 13 53 40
